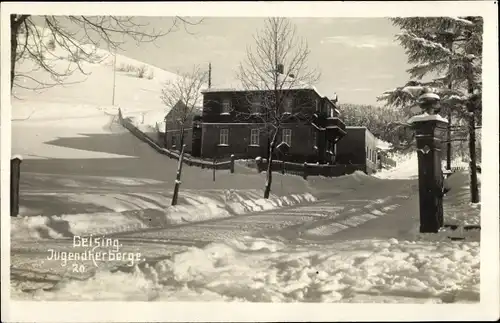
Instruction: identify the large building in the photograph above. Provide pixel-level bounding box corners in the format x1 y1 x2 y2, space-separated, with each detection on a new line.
196 87 347 163
335 126 379 174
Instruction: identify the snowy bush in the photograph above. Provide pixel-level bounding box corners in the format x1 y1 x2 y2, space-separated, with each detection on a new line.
136 65 147 78
116 63 137 73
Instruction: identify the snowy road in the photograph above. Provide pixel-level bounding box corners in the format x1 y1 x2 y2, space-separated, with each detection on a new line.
11 176 418 293
113 178 416 244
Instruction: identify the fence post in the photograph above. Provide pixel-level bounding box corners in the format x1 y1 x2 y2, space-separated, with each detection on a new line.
118 108 123 123
230 154 235 174
10 156 23 217
302 162 308 180
213 157 217 182
255 157 263 173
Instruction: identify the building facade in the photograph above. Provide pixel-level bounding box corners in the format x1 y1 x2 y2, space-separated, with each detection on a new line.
163 100 202 155
197 88 347 163
335 126 379 174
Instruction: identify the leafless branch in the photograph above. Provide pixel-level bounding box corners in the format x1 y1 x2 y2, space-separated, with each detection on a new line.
236 17 321 198
161 65 208 148
11 15 204 92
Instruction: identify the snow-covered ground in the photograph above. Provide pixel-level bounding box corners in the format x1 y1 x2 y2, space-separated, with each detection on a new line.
10 168 481 303
12 237 479 303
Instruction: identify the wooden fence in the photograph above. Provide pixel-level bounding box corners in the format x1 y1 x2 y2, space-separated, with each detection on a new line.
255 158 367 179
118 109 234 172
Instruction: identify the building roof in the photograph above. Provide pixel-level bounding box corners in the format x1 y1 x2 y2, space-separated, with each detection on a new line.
164 100 203 118
201 75 338 103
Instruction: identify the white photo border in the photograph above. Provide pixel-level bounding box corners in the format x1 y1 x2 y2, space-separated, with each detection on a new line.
1 1 498 322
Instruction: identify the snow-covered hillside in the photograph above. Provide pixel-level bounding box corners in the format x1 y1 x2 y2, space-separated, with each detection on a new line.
12 25 181 130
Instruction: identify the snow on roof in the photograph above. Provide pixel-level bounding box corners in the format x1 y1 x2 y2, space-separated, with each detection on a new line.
408 113 449 124
201 74 330 100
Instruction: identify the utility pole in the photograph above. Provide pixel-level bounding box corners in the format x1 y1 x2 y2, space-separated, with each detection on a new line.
208 62 212 89
112 49 117 106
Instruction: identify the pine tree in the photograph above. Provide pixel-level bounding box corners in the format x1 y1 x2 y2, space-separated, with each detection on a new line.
379 16 482 203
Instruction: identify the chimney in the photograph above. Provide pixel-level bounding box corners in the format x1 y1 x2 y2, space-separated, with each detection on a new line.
208 62 212 89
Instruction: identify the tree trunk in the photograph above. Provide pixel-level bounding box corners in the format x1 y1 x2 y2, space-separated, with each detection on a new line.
171 144 186 206
179 126 186 151
264 129 279 199
10 16 19 90
468 112 479 203
466 61 479 204
10 15 30 91
445 38 454 171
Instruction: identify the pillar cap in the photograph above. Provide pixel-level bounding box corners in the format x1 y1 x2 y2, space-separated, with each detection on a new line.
11 154 23 161
417 92 441 103
408 113 449 124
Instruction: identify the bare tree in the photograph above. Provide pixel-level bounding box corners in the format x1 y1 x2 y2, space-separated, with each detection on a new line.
160 65 207 152
10 15 203 91
237 17 320 199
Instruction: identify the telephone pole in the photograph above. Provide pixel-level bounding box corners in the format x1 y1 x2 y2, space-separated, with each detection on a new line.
112 50 117 106
208 62 212 89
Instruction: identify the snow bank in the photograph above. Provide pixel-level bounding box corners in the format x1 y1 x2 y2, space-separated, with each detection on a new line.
11 193 317 240
441 170 481 227
14 236 479 303
11 213 149 240
226 193 317 215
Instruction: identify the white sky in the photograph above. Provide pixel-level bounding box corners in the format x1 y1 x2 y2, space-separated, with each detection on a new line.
107 17 411 106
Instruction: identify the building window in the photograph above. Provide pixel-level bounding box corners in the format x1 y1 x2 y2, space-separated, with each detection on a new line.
282 128 292 146
250 129 260 146
222 98 232 114
315 98 320 112
368 148 371 161
283 96 293 114
219 129 229 145
251 94 261 114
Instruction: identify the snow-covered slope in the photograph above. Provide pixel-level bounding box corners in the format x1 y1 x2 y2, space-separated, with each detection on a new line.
12 25 181 129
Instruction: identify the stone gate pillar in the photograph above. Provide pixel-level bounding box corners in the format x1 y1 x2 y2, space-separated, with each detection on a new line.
408 92 449 233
